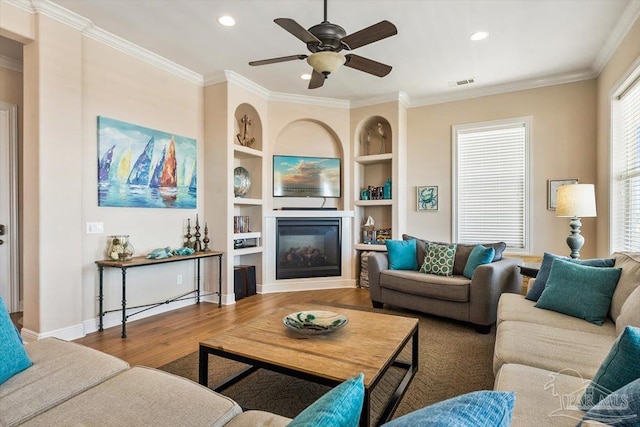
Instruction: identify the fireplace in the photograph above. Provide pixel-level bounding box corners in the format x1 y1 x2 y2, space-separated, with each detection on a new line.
276 218 341 280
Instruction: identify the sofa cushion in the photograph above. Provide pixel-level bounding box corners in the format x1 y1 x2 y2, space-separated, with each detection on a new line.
0 338 129 427
385 239 418 271
610 252 640 322
580 326 640 409
493 321 615 378
525 252 616 302
420 242 457 276
497 294 617 336
224 410 291 427
380 270 470 302
535 259 621 325
0 296 32 385
494 363 588 426
382 391 515 427
288 373 364 427
616 285 640 336
19 367 242 427
463 245 495 279
580 378 640 426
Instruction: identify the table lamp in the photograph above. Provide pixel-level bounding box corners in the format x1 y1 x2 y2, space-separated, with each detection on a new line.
556 183 597 259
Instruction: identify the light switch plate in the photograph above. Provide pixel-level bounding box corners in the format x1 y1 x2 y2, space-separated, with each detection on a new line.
87 222 104 234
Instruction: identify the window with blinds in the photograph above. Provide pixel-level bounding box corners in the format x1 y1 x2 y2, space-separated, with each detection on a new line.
612 72 640 252
452 117 531 253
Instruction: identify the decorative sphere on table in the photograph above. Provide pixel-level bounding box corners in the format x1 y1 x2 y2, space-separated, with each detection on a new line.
234 166 251 197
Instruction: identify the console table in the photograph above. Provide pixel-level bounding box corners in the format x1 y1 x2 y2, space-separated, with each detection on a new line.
95 251 223 338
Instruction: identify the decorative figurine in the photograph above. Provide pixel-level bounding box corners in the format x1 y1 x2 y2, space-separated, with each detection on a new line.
236 114 256 148
184 218 194 249
202 223 210 251
377 122 387 153
194 214 202 252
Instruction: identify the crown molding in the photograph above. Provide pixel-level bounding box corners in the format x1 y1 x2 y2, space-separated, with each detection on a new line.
409 69 597 108
269 91 350 109
350 91 410 109
592 0 640 74
3 0 35 13
0 55 22 72
222 70 271 100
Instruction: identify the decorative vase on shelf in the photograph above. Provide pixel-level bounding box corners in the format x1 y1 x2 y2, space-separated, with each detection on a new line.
234 166 251 197
108 235 135 261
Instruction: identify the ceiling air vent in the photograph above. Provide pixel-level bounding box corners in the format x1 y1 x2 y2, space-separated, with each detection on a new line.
448 78 475 87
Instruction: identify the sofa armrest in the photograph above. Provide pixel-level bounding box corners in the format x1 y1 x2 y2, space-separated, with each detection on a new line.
367 252 389 302
469 257 523 326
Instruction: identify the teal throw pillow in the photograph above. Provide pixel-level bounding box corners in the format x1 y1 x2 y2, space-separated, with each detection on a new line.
525 252 615 301
580 326 640 410
420 243 457 277
386 239 418 271
463 245 495 279
0 296 33 384
288 373 364 427
534 259 621 325
580 377 640 426
382 391 515 427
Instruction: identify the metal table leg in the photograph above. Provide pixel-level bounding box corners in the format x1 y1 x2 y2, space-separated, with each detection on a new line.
98 266 104 331
121 267 127 338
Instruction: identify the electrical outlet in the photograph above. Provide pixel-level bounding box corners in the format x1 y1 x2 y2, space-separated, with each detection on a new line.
86 222 104 234
177 275 183 285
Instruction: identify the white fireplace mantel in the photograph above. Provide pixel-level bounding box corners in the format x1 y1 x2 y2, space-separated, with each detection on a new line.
261 210 356 293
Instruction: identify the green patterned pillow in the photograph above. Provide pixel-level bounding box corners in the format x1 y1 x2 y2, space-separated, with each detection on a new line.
420 243 457 276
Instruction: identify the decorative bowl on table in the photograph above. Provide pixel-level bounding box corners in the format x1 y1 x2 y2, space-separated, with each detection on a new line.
283 310 348 335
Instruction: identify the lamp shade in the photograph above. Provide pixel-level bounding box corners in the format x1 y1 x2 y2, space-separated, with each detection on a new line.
556 184 597 218
307 52 345 75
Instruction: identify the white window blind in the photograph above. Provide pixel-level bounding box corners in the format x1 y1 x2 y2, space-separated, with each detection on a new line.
453 118 529 252
612 74 640 252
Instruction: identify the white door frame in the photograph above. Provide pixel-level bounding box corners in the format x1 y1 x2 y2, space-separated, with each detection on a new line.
0 102 20 312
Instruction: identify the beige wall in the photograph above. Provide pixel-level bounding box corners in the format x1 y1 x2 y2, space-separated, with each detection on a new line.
596 17 640 257
407 80 598 258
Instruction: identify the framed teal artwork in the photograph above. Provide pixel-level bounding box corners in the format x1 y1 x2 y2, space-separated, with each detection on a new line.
417 186 438 211
97 116 197 208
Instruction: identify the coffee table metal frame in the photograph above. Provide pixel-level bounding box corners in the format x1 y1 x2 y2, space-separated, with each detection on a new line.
199 319 418 427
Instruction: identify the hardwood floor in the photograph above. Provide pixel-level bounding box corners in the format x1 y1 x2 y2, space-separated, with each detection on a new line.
75 288 372 369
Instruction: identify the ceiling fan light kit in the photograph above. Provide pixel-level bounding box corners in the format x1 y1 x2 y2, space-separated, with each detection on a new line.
249 0 397 89
307 51 345 75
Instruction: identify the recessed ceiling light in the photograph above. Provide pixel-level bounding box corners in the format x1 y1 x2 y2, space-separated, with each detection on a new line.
218 15 235 27
470 31 489 41
301 73 311 80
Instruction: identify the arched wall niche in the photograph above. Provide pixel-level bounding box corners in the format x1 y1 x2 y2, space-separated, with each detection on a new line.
272 119 344 209
355 116 392 157
234 103 262 151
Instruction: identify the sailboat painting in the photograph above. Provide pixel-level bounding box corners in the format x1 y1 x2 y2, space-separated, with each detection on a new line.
97 116 197 208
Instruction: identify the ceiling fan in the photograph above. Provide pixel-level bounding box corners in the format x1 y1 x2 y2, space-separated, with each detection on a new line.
248 0 397 89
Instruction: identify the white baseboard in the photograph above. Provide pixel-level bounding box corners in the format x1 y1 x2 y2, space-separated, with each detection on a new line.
20 323 85 342
258 278 356 294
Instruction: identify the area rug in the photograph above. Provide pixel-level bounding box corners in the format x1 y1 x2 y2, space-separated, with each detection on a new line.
158 304 496 424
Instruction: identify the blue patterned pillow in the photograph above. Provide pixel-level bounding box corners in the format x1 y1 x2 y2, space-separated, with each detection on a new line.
386 239 418 271
525 252 615 301
288 373 364 427
580 378 640 426
420 243 457 277
0 296 33 384
581 326 640 409
463 245 495 279
382 391 515 427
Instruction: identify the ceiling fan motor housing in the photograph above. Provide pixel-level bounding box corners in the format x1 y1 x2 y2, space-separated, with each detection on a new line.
307 22 346 52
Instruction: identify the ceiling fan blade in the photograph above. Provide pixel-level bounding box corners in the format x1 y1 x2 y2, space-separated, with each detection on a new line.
249 54 308 66
274 18 321 45
308 69 326 89
341 20 397 50
344 54 392 77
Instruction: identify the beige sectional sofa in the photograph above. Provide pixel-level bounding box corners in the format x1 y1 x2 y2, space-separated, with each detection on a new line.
492 251 640 426
0 337 290 427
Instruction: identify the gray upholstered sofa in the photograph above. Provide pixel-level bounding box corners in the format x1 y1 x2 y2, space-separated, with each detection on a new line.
0 337 290 427
367 235 522 332
493 251 640 426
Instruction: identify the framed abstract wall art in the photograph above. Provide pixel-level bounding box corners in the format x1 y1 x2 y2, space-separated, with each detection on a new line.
97 116 197 208
417 186 438 211
547 178 578 210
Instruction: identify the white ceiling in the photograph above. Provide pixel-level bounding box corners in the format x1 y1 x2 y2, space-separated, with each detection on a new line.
4 0 639 104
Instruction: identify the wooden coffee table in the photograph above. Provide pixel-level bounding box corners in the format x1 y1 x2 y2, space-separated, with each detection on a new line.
199 303 419 427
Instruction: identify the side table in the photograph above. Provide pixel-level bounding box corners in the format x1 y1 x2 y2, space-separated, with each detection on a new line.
519 262 541 278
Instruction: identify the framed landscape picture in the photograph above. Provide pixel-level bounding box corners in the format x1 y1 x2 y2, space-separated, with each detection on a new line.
548 178 578 210
417 186 438 211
